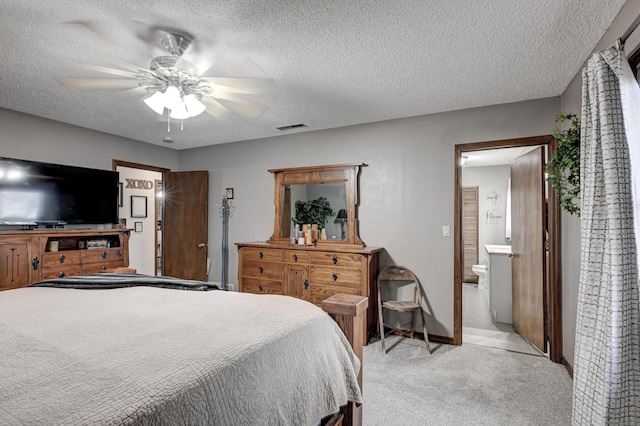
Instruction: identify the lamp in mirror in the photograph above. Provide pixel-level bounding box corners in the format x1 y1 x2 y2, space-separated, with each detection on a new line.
334 209 347 240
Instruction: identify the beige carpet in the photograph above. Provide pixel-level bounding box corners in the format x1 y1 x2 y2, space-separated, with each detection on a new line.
362 337 573 425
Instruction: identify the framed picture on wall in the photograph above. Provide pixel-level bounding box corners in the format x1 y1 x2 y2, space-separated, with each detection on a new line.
134 221 143 232
131 195 147 218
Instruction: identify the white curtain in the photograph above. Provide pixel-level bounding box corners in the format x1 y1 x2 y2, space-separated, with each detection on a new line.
572 40 640 425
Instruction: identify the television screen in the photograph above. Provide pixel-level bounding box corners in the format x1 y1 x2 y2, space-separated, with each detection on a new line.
0 157 119 226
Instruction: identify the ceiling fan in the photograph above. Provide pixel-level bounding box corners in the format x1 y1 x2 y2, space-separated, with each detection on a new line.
57 23 275 130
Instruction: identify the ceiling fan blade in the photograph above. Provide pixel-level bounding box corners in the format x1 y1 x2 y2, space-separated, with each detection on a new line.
128 86 149 96
56 77 140 89
200 97 233 121
81 64 140 78
64 20 155 67
202 77 276 95
64 20 115 43
209 93 269 118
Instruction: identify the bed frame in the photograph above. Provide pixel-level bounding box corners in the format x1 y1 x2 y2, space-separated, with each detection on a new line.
322 293 367 426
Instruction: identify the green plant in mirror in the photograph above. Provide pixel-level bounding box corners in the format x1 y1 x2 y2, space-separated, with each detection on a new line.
546 113 580 216
292 196 335 230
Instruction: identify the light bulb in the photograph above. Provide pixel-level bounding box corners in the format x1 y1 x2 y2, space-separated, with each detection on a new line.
184 94 206 117
163 86 183 111
169 102 189 120
144 91 165 115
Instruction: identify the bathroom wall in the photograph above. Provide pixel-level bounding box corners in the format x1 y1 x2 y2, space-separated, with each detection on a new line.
461 165 511 264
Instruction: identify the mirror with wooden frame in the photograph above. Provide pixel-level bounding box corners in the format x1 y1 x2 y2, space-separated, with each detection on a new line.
268 163 365 248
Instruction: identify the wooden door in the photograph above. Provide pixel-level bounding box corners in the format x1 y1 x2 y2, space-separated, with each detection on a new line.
462 187 479 283
511 147 546 352
163 171 209 281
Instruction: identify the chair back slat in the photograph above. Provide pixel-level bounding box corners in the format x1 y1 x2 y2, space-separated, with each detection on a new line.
378 265 416 282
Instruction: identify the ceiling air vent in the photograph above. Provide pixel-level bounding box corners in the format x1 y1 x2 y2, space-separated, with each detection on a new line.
276 123 307 131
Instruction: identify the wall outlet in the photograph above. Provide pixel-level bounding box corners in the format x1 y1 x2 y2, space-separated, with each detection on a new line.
442 225 451 237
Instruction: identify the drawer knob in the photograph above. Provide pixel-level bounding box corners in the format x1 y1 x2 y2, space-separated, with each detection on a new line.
32 257 39 271
332 272 338 281
293 253 298 262
259 265 264 274
259 251 264 259
102 266 107 270
258 283 264 292
304 279 309 290
59 272 66 278
101 251 107 259
59 254 66 264
333 255 338 264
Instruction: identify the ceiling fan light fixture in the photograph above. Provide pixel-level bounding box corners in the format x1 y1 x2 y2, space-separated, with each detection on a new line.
184 94 206 117
169 102 189 120
144 91 166 115
164 85 183 111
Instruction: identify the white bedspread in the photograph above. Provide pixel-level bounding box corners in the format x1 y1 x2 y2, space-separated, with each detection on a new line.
0 287 361 425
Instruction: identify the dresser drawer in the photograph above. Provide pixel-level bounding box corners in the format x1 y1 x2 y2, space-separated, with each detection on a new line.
83 261 125 274
309 252 365 268
41 266 82 280
241 277 283 294
240 248 281 263
308 284 360 306
310 265 363 290
282 250 310 264
41 251 81 268
81 248 124 264
242 259 282 280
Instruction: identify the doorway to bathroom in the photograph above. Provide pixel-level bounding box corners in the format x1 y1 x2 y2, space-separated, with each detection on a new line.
453 135 562 364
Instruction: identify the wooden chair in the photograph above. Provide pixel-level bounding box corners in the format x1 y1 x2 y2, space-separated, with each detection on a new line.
377 265 430 354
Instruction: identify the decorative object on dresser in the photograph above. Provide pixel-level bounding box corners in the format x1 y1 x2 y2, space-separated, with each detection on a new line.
0 229 130 290
237 163 381 346
334 208 348 240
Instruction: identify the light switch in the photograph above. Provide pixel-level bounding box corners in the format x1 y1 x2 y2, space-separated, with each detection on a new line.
442 225 451 237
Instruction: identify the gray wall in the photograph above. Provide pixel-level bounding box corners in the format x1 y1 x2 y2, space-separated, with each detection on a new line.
0 107 178 172
179 97 560 337
559 0 640 369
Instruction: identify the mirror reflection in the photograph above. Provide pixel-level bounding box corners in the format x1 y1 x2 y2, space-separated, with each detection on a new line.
280 183 348 240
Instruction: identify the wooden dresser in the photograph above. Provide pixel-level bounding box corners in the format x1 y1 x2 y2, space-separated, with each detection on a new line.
0 228 130 291
237 242 380 345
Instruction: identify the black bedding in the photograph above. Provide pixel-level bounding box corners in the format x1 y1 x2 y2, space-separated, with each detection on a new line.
31 272 222 291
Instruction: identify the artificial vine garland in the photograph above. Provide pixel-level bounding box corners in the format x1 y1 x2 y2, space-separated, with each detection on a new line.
546 114 580 216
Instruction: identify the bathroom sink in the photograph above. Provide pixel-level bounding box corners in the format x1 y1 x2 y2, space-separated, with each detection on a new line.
484 244 512 254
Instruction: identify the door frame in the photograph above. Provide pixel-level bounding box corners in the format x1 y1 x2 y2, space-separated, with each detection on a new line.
453 135 562 363
113 160 171 274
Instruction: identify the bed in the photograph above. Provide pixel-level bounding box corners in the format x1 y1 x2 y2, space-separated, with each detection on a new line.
0 273 364 425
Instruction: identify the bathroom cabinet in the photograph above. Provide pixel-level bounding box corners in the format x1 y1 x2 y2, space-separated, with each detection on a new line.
485 244 512 324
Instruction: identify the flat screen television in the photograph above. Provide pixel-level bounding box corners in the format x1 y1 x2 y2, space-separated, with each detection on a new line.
0 157 119 226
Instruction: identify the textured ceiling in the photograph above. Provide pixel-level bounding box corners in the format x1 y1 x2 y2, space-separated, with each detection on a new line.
0 0 628 150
